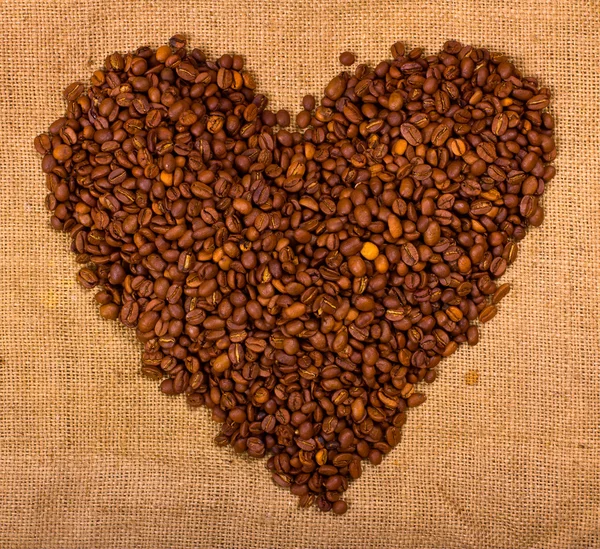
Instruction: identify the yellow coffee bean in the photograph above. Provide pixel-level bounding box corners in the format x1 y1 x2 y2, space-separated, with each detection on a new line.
392 139 408 156
360 242 379 261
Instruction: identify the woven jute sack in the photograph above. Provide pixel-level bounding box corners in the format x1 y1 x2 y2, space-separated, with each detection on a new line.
0 0 599 547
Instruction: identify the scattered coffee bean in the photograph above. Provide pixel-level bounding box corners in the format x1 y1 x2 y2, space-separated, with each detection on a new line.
492 283 511 304
276 109 291 127
36 37 555 515
339 51 356 66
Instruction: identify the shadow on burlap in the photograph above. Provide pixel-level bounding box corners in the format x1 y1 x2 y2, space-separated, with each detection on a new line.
0 1 599 547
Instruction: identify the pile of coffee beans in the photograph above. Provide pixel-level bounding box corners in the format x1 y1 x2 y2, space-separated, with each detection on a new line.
35 36 556 514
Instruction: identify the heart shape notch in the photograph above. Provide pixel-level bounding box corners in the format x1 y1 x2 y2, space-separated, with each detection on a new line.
35 35 556 514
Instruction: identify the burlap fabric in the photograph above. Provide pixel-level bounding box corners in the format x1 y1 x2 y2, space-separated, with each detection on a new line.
1 0 599 547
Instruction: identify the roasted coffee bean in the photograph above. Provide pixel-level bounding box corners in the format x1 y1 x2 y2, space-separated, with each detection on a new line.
492 283 511 304
36 38 554 516
400 123 422 146
479 305 498 323
339 51 356 66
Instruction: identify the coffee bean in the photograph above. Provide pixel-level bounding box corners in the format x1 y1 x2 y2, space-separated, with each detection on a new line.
390 41 405 59
296 110 312 128
521 152 540 173
99 303 119 320
476 142 497 163
360 242 379 261
63 82 84 101
388 91 404 112
407 393 427 408
348 255 367 277
520 195 538 218
467 325 479 346
52 144 72 162
491 113 509 136
119 301 139 327
339 51 356 66
77 268 98 289
431 123 450 146
302 94 316 111
527 94 550 111
37 37 555 515
490 257 507 278
283 302 306 320
479 305 498 323
492 283 511 304
449 138 467 156
325 76 346 101
276 109 291 127
400 123 422 146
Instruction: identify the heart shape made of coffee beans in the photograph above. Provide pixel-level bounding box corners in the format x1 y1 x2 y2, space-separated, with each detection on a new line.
35 35 556 514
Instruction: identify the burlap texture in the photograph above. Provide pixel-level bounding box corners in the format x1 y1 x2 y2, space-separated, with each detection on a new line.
0 0 599 547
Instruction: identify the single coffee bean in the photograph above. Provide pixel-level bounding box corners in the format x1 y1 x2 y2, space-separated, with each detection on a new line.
467 325 479 346
296 110 311 129
325 76 346 101
479 305 498 323
400 123 422 146
276 109 291 127
492 283 511 304
332 500 348 515
491 112 509 136
339 51 356 66
302 94 316 111
99 303 119 320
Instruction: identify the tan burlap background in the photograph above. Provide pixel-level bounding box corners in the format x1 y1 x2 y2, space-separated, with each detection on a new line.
1 0 599 547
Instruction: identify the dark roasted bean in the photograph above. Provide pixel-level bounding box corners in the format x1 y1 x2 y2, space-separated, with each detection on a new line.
339 51 356 66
